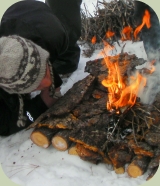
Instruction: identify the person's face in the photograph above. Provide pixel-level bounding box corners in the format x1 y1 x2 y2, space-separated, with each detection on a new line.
35 64 52 91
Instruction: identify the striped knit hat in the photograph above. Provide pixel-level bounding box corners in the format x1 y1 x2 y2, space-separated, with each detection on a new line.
0 35 52 93
0 35 55 127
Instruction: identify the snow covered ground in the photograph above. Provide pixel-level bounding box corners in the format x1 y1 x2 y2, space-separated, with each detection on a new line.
0 39 149 186
0 0 159 186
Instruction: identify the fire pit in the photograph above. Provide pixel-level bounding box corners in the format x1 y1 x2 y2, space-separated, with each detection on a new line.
27 51 159 180
27 0 160 181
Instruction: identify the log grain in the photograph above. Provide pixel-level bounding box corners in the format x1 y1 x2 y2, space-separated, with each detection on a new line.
52 130 72 151
30 127 57 148
127 155 150 178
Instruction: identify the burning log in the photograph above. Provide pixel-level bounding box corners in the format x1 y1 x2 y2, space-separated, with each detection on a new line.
30 126 57 148
51 130 72 151
127 155 150 178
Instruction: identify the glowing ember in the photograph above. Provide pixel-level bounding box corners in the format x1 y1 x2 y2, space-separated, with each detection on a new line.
91 35 97 44
134 9 151 40
106 31 115 38
121 26 133 41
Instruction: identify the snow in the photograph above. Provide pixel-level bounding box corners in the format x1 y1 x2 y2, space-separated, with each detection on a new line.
0 0 156 186
0 40 149 186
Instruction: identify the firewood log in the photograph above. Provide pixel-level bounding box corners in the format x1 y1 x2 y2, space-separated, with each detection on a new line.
145 132 160 146
36 114 78 130
30 127 57 148
72 96 108 119
69 127 108 156
127 155 150 178
108 143 133 168
68 143 78 156
85 54 146 78
27 75 96 129
84 58 108 77
51 130 72 151
146 166 159 181
128 140 154 157
92 89 106 99
76 143 103 164
113 166 125 174
148 147 160 169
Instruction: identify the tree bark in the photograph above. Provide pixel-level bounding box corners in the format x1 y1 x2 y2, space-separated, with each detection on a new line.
108 143 133 168
76 143 103 164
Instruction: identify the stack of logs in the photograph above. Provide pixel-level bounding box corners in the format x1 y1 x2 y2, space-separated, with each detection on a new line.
27 53 160 180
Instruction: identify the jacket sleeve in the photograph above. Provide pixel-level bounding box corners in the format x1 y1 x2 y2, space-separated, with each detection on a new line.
0 88 22 136
0 89 48 136
23 94 48 126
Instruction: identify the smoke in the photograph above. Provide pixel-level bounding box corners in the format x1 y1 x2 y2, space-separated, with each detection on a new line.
138 50 160 105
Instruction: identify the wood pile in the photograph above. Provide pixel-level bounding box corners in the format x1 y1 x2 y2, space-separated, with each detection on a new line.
27 53 160 180
80 0 137 57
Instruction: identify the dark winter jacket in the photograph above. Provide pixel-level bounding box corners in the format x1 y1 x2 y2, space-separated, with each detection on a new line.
0 0 77 136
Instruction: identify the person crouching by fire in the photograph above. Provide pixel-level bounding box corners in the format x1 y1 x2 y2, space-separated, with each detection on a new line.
0 0 82 136
134 0 160 62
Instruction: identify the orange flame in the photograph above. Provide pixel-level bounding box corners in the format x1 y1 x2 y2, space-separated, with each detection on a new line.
99 9 155 112
91 35 96 44
134 9 151 39
121 26 133 41
101 55 147 111
106 31 115 38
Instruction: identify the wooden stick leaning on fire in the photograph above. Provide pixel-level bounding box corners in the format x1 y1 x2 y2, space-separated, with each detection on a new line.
26 52 160 179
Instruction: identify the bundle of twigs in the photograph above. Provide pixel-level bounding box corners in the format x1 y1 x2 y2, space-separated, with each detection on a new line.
80 0 136 57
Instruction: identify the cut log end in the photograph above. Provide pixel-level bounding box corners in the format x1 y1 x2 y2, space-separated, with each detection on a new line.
68 143 78 155
30 127 57 148
52 130 72 151
52 136 68 151
114 166 125 174
127 164 143 178
30 131 50 148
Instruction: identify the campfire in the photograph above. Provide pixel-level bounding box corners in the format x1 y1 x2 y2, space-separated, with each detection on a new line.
27 1 160 181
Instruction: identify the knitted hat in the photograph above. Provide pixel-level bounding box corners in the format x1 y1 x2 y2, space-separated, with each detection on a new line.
0 35 55 128
0 35 50 94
